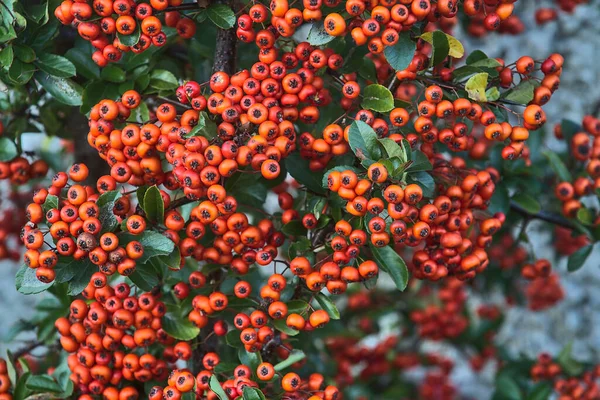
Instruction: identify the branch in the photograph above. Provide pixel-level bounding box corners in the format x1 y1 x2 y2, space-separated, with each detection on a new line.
211 0 237 75
12 341 44 359
509 201 577 231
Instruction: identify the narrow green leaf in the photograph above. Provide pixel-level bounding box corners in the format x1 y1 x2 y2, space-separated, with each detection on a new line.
314 293 340 320
162 314 200 340
207 4 236 29
348 120 381 160
243 387 267 400
143 186 165 224
149 69 179 90
542 150 572 182
34 72 82 106
209 375 228 400
35 54 76 78
567 244 593 272
512 193 541 214
274 350 306 372
369 244 409 291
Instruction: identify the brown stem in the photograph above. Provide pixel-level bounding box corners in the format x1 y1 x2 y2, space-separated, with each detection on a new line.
509 201 577 231
211 0 237 75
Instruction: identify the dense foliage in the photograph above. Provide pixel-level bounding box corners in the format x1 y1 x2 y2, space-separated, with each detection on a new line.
0 0 598 399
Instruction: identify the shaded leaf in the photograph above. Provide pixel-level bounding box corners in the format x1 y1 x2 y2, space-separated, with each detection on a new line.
369 244 409 291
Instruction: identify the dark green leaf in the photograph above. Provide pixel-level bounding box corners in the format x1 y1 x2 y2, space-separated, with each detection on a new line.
13 44 35 63
358 57 377 82
274 350 306 372
97 190 121 233
429 31 450 66
495 374 522 400
378 138 405 160
407 150 432 172
369 244 409 291
143 186 164 224
286 300 309 314
314 293 340 320
526 383 552 400
557 342 584 376
184 112 216 139
384 32 415 71
466 50 488 64
502 80 537 104
361 84 394 112
207 4 236 29
511 193 541 214
118 231 175 263
284 152 326 194
0 137 18 162
348 120 381 160
35 54 76 78
25 375 62 393
406 171 435 197
243 387 266 400
272 319 299 336
542 150 572 182
567 244 593 272
238 348 262 372
116 25 141 47
0 45 14 67
149 69 179 90
65 47 100 80
162 314 200 340
9 59 35 84
34 72 82 106
128 262 161 291
100 65 126 83
282 220 307 236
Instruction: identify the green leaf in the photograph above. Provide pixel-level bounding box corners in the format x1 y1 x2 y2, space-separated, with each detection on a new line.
406 171 435 197
207 4 236 29
369 244 409 291
34 72 83 106
118 231 175 263
384 32 415 71
424 31 449 66
143 186 164 224
66 261 96 295
378 138 405 160
348 120 381 160
209 375 228 400
406 150 432 173
465 72 489 102
284 152 326 194
466 50 488 64
307 22 335 46
116 25 140 47
420 31 463 58
9 59 35 84
361 84 394 112
274 350 306 372
65 47 100 80
35 54 76 78
243 387 266 400
557 342 584 376
542 150 572 182
162 314 200 340
486 87 500 102
495 374 522 400
238 348 262 372
97 190 121 233
15 264 54 295
0 137 18 162
526 383 552 400
512 193 541 214
469 58 503 68
502 80 537 104
314 293 340 320
101 65 126 83
128 262 161 291
358 57 378 82
576 207 593 226
272 319 299 336
567 244 593 272
13 44 36 63
149 69 179 91
282 220 307 236
184 111 216 139
286 300 309 314
0 45 14 67
25 375 62 393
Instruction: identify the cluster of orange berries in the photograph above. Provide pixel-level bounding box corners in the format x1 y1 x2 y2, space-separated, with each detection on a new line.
535 0 589 25
521 259 564 311
54 0 195 67
554 226 590 256
55 284 171 399
532 353 600 400
554 115 600 220
410 278 468 340
21 163 155 283
488 233 529 270
0 156 49 184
